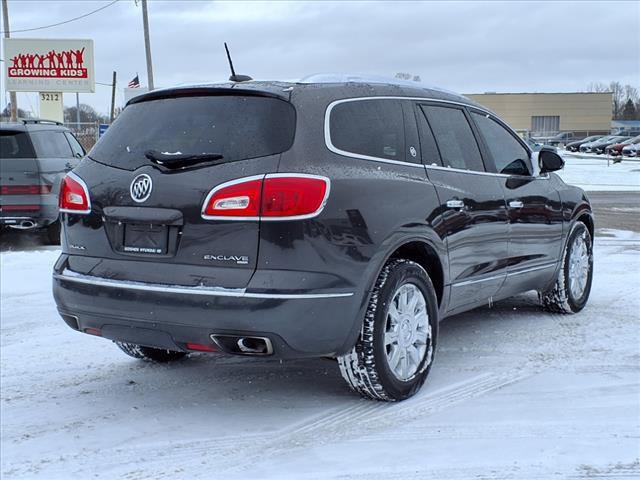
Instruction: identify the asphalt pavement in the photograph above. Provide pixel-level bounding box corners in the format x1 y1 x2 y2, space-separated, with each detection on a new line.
588 191 640 233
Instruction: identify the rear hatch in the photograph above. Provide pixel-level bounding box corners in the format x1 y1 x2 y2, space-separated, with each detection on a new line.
63 89 296 289
0 129 43 222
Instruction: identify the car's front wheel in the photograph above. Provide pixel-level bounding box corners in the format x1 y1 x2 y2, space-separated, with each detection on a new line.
540 222 593 313
338 259 438 401
116 342 187 363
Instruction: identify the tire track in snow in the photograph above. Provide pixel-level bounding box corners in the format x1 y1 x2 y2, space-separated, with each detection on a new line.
220 369 533 476
18 369 532 479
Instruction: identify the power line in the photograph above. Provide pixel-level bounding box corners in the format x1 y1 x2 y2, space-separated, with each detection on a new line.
0 0 119 34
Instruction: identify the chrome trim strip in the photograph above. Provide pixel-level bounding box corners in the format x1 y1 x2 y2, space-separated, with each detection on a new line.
200 173 331 222
59 171 92 214
324 96 548 180
452 273 505 288
451 262 557 288
54 270 354 299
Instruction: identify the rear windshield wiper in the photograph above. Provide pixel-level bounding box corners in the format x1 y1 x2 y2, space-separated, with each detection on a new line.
144 150 224 169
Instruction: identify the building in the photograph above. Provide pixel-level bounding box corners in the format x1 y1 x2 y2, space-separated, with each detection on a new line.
465 92 612 137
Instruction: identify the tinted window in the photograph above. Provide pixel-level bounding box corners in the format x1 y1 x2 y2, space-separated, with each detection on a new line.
29 131 74 158
64 132 85 157
0 131 35 159
420 105 484 172
89 95 296 170
472 112 531 176
330 99 405 161
415 107 441 166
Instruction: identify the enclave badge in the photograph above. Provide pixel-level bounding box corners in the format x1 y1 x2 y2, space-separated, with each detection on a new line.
130 174 152 203
204 254 249 265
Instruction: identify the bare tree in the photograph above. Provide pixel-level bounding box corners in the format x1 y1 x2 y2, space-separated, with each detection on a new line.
587 81 640 119
587 81 609 92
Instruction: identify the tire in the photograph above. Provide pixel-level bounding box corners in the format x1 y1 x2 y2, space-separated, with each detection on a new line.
337 259 438 401
116 342 187 363
539 222 593 314
43 221 61 245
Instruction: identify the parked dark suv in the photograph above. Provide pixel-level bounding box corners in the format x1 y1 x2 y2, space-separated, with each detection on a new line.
52 78 594 401
1 119 84 243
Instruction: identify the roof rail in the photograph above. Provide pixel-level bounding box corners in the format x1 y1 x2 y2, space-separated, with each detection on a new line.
21 118 63 126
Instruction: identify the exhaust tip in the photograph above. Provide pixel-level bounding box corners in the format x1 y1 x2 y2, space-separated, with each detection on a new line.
210 334 273 356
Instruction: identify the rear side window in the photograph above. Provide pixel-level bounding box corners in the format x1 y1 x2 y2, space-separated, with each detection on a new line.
330 99 405 161
64 132 85 157
29 131 74 158
471 112 531 175
0 131 35 158
420 105 484 172
89 95 296 170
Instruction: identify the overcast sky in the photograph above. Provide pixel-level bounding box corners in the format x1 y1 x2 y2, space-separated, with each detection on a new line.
2 0 639 116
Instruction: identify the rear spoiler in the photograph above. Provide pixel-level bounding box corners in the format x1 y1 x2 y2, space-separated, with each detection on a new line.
126 86 290 107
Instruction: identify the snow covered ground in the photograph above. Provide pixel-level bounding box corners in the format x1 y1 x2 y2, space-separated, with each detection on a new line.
558 152 640 192
1 229 639 479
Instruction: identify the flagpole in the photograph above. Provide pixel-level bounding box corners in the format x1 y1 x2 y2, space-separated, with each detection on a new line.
141 0 154 90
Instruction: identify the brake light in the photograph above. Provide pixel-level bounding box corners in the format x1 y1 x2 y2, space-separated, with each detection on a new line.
1 185 51 195
59 173 91 214
202 176 263 219
202 174 329 220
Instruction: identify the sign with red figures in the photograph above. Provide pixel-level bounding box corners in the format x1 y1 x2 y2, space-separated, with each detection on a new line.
3 38 95 93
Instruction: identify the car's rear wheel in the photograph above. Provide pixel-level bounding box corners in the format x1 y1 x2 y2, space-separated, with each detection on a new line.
540 222 593 313
116 342 187 363
338 259 438 401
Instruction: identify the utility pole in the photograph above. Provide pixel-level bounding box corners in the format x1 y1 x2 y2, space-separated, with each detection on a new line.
2 0 18 121
141 0 154 90
109 71 116 123
75 92 80 128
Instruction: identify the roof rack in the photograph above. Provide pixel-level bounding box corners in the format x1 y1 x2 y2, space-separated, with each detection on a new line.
21 118 63 126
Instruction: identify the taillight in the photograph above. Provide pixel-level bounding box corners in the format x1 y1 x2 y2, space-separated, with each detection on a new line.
202 176 263 219
59 172 91 214
202 174 330 221
1 185 51 195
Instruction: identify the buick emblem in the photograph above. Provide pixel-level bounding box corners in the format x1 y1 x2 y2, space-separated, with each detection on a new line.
130 174 153 203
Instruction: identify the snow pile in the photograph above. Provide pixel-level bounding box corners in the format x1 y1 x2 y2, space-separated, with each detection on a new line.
1 231 639 479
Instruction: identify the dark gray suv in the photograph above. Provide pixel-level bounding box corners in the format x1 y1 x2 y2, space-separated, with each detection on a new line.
1 119 84 243
53 78 594 401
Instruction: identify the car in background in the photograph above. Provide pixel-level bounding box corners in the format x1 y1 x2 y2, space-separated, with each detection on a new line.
565 135 604 152
0 119 84 244
621 143 640 157
579 135 627 153
525 138 557 152
605 136 640 156
594 136 631 154
546 132 577 147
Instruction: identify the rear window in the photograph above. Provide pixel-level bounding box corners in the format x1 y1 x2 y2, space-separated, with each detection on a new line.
329 99 405 161
89 95 296 170
0 131 35 159
29 130 74 158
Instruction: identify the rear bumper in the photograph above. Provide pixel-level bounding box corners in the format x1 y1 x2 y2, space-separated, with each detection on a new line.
0 197 58 228
52 262 361 359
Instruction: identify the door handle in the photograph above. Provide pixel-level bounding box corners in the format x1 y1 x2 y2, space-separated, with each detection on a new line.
446 199 465 209
509 200 524 209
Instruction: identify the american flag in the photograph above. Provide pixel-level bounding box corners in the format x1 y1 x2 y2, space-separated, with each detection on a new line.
128 75 140 88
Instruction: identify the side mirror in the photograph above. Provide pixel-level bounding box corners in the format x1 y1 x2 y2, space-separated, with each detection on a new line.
539 148 564 174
